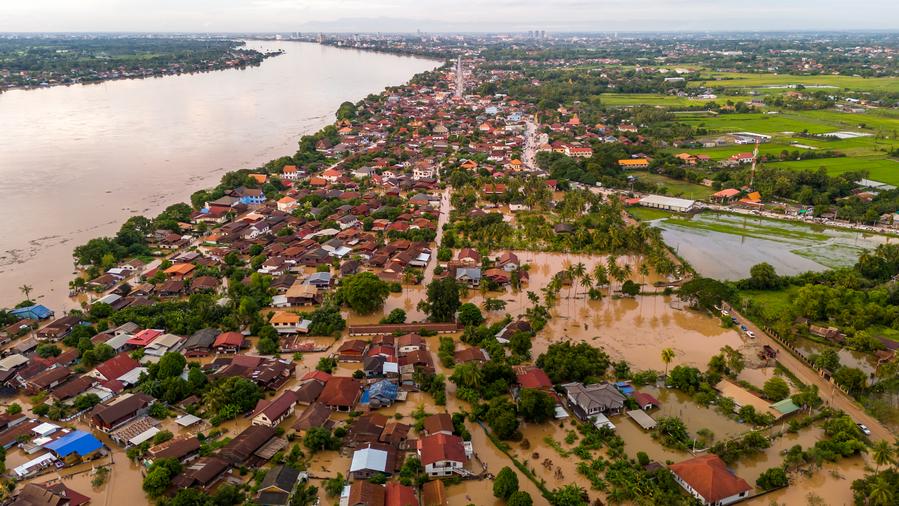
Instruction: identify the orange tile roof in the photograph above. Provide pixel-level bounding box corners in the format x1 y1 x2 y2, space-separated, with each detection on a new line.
669 455 751 503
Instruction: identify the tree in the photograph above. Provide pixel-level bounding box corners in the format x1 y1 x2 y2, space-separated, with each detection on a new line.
621 280 640 297
493 467 519 500
256 336 279 355
678 277 735 311
661 348 675 378
335 272 391 315
73 393 101 411
519 388 556 423
380 308 406 324
536 342 610 383
19 284 33 301
756 467 788 490
869 476 895 506
5 403 21 415
748 262 781 290
142 458 182 497
482 298 507 312
873 441 894 472
303 427 339 453
457 303 484 327
763 377 790 401
668 365 703 393
316 357 337 373
204 376 261 414
485 398 519 440
308 304 346 336
834 366 867 394
157 352 186 380
507 491 534 506
36 343 61 358
324 473 346 497
550 484 588 506
418 277 461 322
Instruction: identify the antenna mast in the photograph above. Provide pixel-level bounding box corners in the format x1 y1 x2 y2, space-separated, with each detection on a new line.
749 139 760 189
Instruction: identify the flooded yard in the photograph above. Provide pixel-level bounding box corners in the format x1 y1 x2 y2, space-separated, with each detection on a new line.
652 212 892 280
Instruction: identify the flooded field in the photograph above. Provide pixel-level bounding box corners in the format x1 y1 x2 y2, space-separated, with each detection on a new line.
652 212 892 280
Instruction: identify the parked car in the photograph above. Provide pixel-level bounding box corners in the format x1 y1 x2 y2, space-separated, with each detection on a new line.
740 325 748 332
721 310 730 316
746 330 755 338
857 423 871 435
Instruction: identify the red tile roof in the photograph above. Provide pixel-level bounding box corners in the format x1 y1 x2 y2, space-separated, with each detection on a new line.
318 377 361 408
418 433 466 466
517 368 553 390
214 331 245 348
385 482 418 506
94 352 140 381
126 329 163 346
669 454 751 503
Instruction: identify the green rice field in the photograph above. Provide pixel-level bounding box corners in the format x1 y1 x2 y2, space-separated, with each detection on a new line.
690 72 899 93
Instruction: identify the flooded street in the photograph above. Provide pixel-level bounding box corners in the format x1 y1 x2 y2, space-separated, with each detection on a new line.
653 212 893 280
0 40 438 310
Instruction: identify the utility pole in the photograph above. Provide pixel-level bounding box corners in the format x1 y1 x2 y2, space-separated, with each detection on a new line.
749 139 760 190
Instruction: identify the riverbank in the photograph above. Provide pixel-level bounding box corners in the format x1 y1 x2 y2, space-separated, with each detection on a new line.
0 40 439 310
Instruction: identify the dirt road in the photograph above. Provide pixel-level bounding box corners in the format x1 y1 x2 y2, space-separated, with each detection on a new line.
732 308 893 442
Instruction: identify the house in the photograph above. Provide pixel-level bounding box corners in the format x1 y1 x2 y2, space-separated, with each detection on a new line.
385 482 418 506
516 367 553 392
618 158 650 169
638 195 696 213
421 480 448 506
147 436 201 463
345 481 385 506
423 413 454 436
219 425 277 464
25 366 72 394
213 332 245 353
43 430 104 465
89 353 141 383
318 377 361 412
457 248 481 265
496 251 519 271
143 333 184 359
633 391 660 410
349 443 393 480
182 328 220 357
338 340 369 362
362 380 399 408
563 382 626 420
454 267 481 287
171 456 230 490
276 196 298 212
252 391 297 428
454 347 488 364
90 393 154 432
257 465 303 506
12 482 90 506
711 188 741 204
396 333 424 354
9 304 53 321
293 402 332 432
669 454 752 506
418 433 467 477
271 311 302 334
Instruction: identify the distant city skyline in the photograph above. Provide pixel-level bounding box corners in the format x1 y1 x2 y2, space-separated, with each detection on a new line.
2 0 898 33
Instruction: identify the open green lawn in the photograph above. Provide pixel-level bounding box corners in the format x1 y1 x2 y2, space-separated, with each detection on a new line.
767 156 899 185
601 93 754 108
690 72 899 93
666 142 796 161
677 112 844 135
739 287 798 315
630 171 715 199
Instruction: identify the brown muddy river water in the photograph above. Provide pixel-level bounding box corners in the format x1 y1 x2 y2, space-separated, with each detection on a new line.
0 40 438 310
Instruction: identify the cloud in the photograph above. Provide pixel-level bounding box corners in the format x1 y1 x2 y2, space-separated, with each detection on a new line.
0 0 897 32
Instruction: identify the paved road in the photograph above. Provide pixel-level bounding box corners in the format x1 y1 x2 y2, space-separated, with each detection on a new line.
732 308 894 442
422 187 452 284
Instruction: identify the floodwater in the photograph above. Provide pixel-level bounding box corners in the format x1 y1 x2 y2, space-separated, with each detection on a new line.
792 337 879 378
653 212 892 280
0 40 438 309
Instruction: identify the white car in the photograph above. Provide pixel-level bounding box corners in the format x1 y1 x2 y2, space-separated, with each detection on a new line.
857 423 871 435
746 331 756 338
721 310 730 316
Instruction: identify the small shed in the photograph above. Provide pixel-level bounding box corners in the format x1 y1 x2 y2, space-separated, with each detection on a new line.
627 409 657 430
593 413 616 430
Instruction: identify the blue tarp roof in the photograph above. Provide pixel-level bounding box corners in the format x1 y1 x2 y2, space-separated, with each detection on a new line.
10 304 53 320
44 431 103 458
366 380 398 401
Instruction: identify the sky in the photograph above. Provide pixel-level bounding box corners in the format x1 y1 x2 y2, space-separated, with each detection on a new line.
1 0 898 33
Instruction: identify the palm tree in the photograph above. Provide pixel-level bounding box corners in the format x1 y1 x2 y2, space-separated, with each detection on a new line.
593 264 609 289
580 273 593 301
639 262 650 287
869 476 894 506
19 284 33 301
873 440 894 472
661 348 675 378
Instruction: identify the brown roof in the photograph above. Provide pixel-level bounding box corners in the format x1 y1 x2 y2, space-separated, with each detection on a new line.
50 376 96 401
418 433 466 466
27 366 72 388
348 481 385 506
219 425 276 463
90 393 153 427
421 480 448 506
293 380 325 404
293 402 332 431
253 391 297 421
669 454 752 503
148 436 201 461
318 377 361 408
12 482 90 506
423 413 454 435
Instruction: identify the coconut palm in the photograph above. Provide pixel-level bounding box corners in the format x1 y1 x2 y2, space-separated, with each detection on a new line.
869 476 894 506
580 273 593 300
661 348 675 378
19 284 33 301
593 264 609 289
639 262 650 287
872 440 894 472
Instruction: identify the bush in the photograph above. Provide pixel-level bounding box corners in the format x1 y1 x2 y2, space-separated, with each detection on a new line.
493 466 519 500
756 466 788 490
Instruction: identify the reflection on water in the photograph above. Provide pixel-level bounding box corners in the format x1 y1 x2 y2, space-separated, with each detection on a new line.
0 40 438 309
655 213 892 280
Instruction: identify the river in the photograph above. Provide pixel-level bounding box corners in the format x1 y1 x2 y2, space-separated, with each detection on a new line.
0 40 439 310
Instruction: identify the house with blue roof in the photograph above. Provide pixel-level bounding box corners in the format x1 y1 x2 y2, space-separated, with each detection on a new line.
44 430 104 465
361 380 399 409
9 304 53 321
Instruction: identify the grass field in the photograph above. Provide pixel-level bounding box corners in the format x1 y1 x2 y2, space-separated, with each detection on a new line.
630 171 715 199
677 112 843 135
601 93 753 108
691 72 899 93
738 287 798 315
627 207 674 221
767 156 899 184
